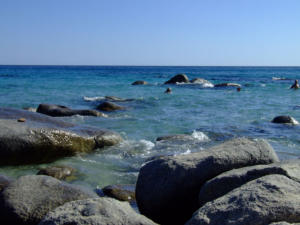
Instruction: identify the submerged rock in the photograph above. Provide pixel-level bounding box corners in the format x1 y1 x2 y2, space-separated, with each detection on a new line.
214 82 241 87
0 175 97 225
186 175 300 225
102 184 135 202
105 96 133 102
164 74 189 84
37 165 76 181
132 80 148 85
97 101 125 111
136 138 279 225
39 197 157 225
0 107 122 165
272 115 299 125
37 103 107 117
198 161 300 206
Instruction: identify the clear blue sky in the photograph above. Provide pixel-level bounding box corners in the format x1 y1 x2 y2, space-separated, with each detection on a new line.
1 0 300 66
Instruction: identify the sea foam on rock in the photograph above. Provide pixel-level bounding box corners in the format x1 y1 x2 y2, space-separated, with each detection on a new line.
136 138 279 225
186 174 300 225
0 107 122 165
38 197 157 225
0 175 97 225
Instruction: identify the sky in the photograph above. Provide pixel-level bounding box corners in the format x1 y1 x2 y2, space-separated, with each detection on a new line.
0 0 300 66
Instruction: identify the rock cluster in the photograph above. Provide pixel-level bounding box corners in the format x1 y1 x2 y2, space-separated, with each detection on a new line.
136 137 300 225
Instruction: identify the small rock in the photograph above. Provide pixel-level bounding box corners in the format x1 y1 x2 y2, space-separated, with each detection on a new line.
214 82 241 87
17 118 26 122
272 115 299 125
132 80 148 85
97 102 125 111
37 165 76 181
165 87 172 93
102 184 135 202
164 74 189 84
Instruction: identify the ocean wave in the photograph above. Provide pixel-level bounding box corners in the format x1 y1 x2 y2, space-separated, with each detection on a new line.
191 130 210 141
83 96 105 102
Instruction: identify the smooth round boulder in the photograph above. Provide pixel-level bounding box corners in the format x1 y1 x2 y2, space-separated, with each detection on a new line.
136 138 279 225
102 184 135 202
0 175 97 225
272 115 299 125
37 104 107 117
132 80 148 85
37 165 76 181
198 161 300 206
38 198 157 225
164 74 189 84
186 175 300 225
97 102 125 112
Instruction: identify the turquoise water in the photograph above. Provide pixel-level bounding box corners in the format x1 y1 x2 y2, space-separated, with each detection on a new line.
1 66 300 189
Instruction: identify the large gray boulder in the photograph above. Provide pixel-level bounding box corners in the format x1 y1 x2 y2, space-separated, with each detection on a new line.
37 104 107 117
38 197 157 225
198 161 300 206
0 107 122 165
0 175 97 225
164 74 189 84
136 138 279 225
186 175 300 225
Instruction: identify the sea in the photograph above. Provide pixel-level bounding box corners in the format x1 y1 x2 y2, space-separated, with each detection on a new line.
0 65 300 190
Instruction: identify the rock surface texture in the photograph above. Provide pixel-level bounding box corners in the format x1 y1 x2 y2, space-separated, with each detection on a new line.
37 165 76 180
0 107 122 165
38 197 157 225
186 175 300 225
0 175 97 225
136 138 279 225
198 161 300 206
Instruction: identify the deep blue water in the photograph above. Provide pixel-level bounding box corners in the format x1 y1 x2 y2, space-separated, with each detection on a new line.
0 65 300 188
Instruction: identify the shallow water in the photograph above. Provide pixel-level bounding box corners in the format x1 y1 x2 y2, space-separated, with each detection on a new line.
0 66 300 189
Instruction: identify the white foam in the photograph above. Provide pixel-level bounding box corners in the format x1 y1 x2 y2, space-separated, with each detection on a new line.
140 139 155 150
83 96 105 102
202 83 214 88
261 84 266 87
191 130 210 142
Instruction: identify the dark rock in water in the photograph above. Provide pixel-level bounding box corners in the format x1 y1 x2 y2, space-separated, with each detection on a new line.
37 103 107 117
272 115 299 125
156 134 194 142
190 78 214 87
165 87 172 93
132 80 148 85
164 74 189 84
37 165 76 181
105 96 133 102
214 82 241 87
39 198 158 225
0 175 97 225
186 175 300 225
198 161 300 207
0 107 122 165
136 138 279 225
0 175 13 192
97 101 125 111
102 184 135 202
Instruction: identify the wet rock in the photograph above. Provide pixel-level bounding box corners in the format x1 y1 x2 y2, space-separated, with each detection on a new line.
272 115 299 125
37 103 107 117
105 96 133 102
97 101 125 111
198 161 300 206
0 107 122 165
102 184 135 202
0 175 13 192
156 134 195 142
0 175 97 225
164 74 189 84
132 80 148 85
39 197 157 225
23 107 37 112
136 138 279 225
37 165 76 181
17 117 26 122
190 78 214 87
214 82 241 87
186 175 300 225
